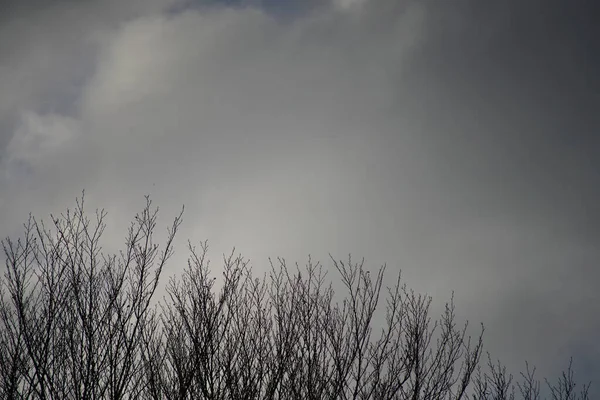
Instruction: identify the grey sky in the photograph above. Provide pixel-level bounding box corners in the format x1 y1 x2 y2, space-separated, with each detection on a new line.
0 0 598 391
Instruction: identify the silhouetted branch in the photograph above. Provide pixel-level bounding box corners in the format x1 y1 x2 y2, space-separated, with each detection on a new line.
0 196 591 400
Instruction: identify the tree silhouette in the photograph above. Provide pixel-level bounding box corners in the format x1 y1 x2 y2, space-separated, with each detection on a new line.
0 196 591 399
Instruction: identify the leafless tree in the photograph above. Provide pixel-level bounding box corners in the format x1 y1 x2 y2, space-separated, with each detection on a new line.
152 245 485 400
470 355 591 400
0 195 182 400
0 196 591 400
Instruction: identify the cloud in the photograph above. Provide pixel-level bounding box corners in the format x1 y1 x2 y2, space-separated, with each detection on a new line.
331 0 368 11
0 0 598 389
3 111 79 175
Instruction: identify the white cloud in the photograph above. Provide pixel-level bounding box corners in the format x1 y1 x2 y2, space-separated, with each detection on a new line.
4 112 79 173
332 0 369 11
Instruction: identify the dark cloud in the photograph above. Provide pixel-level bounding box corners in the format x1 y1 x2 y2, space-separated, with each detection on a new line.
0 0 598 393
393 0 600 235
394 0 600 381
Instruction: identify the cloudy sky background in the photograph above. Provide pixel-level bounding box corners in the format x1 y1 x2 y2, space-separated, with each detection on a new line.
1 0 598 391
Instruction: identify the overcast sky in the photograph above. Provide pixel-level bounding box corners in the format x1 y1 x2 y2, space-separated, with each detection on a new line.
0 0 598 391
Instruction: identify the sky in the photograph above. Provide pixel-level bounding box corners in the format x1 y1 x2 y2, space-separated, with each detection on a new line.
0 0 598 392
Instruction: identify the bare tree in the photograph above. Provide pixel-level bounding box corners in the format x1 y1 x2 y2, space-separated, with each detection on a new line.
0 196 591 400
153 247 485 400
470 355 591 400
0 195 182 400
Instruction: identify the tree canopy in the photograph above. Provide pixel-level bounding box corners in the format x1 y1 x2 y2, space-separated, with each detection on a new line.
0 196 591 399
